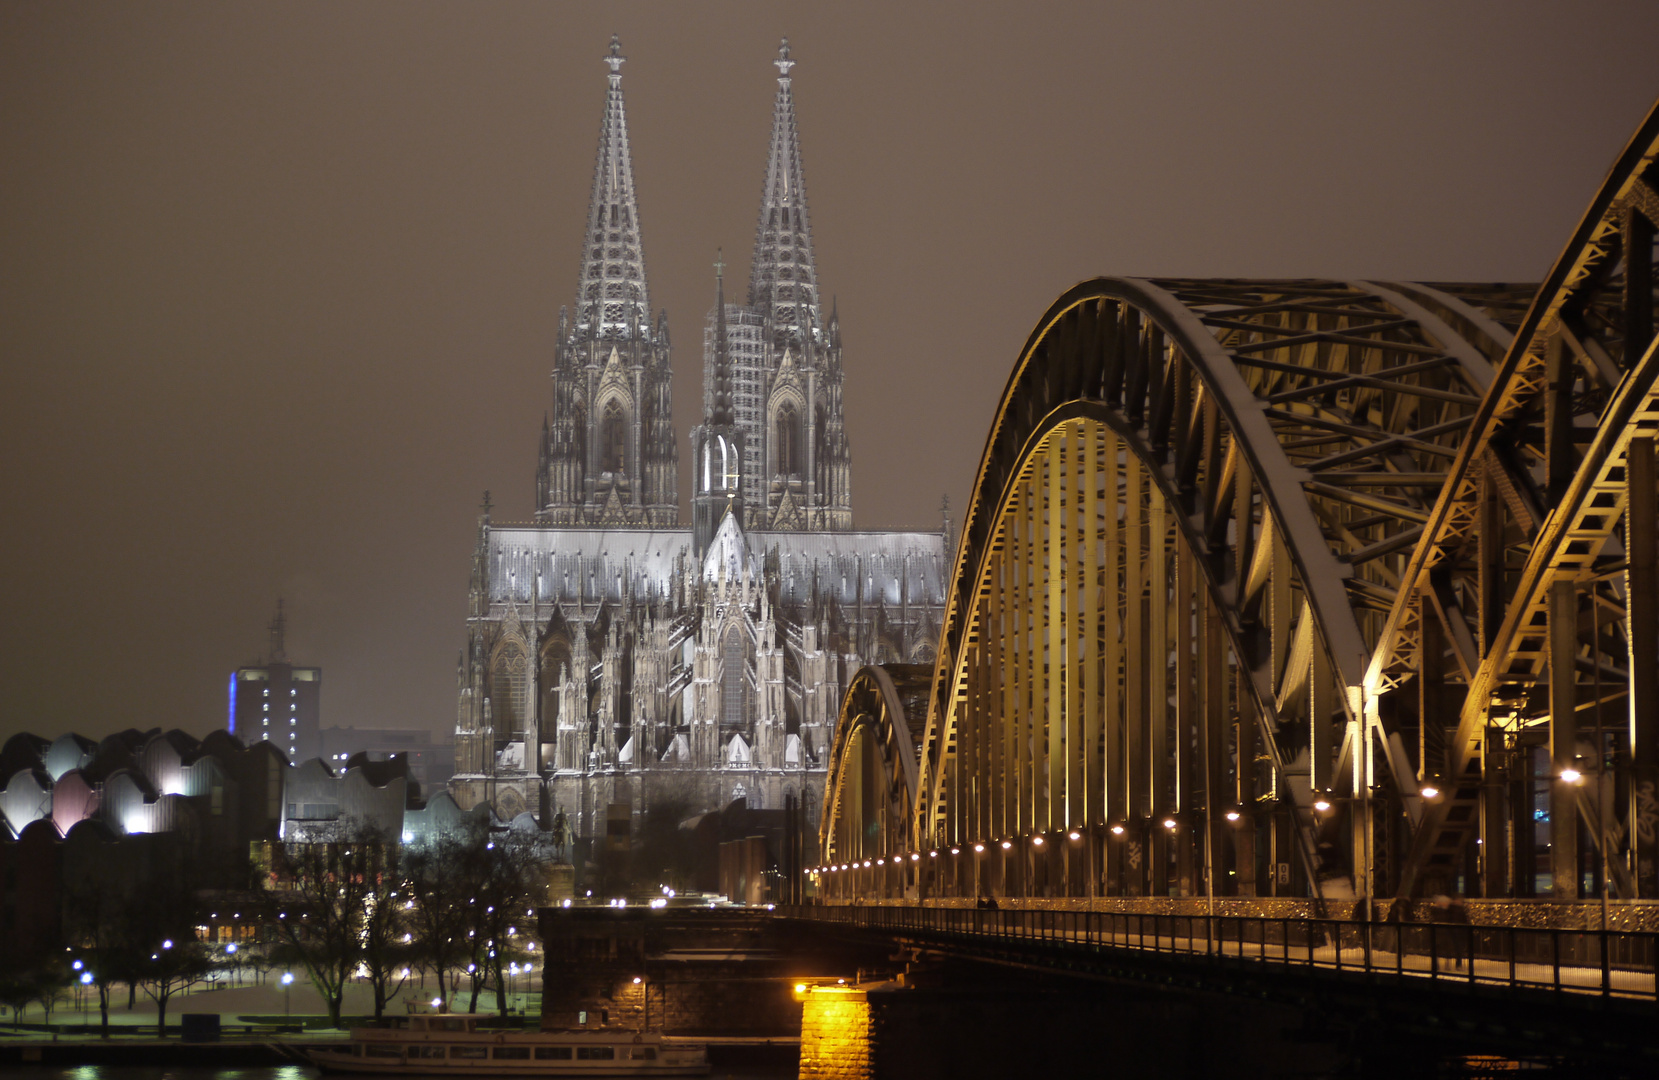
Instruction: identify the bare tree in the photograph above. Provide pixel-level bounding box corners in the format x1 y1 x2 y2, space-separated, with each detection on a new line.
260 819 388 1028
458 833 548 1014
359 847 412 1020
404 834 473 1010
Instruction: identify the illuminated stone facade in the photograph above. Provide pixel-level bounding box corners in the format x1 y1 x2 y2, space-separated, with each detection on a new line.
449 40 947 847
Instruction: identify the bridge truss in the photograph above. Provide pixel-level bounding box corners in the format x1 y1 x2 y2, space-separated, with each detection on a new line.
819 100 1659 909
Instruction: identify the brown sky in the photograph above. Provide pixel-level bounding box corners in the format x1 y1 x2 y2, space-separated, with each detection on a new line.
3 1 1658 747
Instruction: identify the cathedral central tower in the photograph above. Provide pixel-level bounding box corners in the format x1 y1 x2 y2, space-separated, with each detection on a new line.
537 36 679 527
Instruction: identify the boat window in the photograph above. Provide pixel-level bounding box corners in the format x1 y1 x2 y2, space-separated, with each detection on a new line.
409 1045 446 1059
450 1046 488 1059
534 1046 573 1060
364 1045 403 1058
440 1018 470 1032
576 1046 617 1060
630 1047 658 1060
494 1047 531 1060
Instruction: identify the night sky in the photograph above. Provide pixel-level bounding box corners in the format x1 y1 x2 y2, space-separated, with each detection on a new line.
3 2 1657 747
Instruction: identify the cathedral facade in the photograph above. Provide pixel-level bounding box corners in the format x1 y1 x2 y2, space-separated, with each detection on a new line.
449 39 948 851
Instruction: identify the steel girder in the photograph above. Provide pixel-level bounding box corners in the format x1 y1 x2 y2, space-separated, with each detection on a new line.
816 97 1659 907
871 270 1535 904
1384 100 1659 896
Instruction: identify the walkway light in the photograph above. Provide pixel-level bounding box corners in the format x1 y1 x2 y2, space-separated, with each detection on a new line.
1068 831 1081 841
1032 836 1045 847
929 851 939 858
1419 785 1440 800
226 944 237 954
1162 819 1176 830
80 973 93 985
162 939 173 950
910 852 921 861
1313 798 1332 813
973 843 985 853
281 972 294 986
999 840 1012 850
950 847 961 855
72 960 82 971
1224 810 1241 822
1560 768 1583 785
1110 824 1125 836
632 977 642 985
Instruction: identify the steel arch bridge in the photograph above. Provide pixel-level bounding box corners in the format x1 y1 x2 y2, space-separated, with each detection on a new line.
817 99 1659 911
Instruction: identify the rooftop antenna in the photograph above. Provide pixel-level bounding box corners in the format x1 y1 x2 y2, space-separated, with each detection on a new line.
268 599 288 663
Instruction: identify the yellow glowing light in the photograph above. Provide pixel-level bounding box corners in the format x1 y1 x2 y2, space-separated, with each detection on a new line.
1032 836 1044 846
999 840 1012 850
1110 824 1125 835
1419 785 1440 800
973 843 985 853
1162 819 1176 830
794 983 807 994
1314 799 1332 812
1560 769 1582 785
1224 811 1240 822
1068 831 1081 841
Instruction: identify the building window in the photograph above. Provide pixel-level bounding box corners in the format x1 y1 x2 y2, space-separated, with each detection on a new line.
600 401 626 474
492 645 530 741
722 626 745 727
774 403 801 476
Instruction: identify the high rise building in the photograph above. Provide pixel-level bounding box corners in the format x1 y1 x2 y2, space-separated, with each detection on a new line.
231 601 321 765
450 39 946 854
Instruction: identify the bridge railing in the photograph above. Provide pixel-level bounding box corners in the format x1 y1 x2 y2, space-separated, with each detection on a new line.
783 904 1659 1001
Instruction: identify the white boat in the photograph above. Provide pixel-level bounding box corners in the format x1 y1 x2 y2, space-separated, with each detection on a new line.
306 1014 710 1076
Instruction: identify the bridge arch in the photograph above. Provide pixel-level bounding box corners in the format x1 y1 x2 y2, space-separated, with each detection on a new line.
817 97 1659 908
819 664 931 900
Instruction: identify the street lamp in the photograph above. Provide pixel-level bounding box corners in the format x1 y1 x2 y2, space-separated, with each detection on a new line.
281 972 294 1017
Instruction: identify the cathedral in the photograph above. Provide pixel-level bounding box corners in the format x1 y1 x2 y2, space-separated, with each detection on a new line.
448 39 949 854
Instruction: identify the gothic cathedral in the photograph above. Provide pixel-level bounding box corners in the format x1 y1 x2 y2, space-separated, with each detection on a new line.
450 39 947 852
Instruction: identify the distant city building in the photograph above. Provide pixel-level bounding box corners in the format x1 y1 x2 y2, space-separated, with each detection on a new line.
231 602 322 764
319 726 455 796
451 39 948 856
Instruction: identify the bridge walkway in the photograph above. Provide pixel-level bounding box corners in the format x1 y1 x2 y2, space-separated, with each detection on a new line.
787 905 1659 1001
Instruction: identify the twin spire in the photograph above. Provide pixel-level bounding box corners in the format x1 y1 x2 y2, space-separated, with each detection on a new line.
574 36 819 343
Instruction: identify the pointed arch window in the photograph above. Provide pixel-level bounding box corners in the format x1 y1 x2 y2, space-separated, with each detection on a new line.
601 401 627 474
491 644 529 743
775 403 802 477
722 626 746 727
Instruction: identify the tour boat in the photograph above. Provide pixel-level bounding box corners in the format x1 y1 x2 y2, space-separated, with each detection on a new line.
307 1014 709 1076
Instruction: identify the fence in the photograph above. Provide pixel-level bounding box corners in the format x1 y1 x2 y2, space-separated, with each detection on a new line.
786 904 1659 1000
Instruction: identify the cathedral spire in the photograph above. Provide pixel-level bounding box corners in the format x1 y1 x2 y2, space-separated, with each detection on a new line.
574 34 651 340
748 37 819 339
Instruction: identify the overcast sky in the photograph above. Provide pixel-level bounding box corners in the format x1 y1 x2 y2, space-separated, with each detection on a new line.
3 1 1657 747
